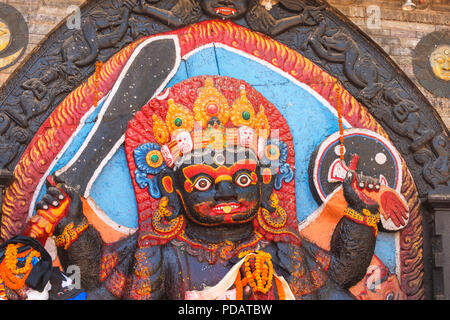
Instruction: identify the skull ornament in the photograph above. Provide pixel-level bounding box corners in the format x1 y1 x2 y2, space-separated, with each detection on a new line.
176 131 194 154
238 126 255 148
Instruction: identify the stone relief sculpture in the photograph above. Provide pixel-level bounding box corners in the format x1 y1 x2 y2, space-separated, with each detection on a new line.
14 76 408 299
0 0 446 300
306 20 383 101
0 0 446 197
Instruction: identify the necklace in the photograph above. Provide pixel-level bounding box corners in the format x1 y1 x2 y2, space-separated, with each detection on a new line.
173 230 266 264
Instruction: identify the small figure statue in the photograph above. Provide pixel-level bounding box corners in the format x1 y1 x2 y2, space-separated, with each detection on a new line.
130 0 324 36
307 19 383 100
61 0 138 72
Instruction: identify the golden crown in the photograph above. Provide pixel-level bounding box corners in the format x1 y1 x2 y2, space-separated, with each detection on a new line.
151 78 271 167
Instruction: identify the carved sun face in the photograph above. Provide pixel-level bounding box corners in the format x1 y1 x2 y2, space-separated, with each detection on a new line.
201 0 250 20
0 20 10 53
430 45 450 81
174 148 261 226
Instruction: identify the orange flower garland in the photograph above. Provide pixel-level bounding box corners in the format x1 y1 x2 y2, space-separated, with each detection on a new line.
0 244 41 290
238 251 274 295
0 277 6 300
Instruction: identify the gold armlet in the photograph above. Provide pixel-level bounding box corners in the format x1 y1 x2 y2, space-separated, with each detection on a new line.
54 218 89 250
343 208 381 236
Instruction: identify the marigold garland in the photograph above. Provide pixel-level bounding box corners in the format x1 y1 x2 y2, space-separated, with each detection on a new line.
0 244 41 290
234 270 244 300
0 276 6 300
238 251 274 295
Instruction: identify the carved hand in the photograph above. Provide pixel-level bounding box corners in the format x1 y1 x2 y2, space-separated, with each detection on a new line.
343 154 409 229
126 0 143 12
25 186 71 241
25 177 83 242
302 6 325 25
342 154 380 217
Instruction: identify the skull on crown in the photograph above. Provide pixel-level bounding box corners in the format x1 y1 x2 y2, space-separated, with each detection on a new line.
238 126 256 148
175 131 194 154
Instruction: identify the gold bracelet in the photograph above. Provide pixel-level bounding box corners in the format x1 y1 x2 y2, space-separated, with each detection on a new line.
54 218 89 250
343 208 380 236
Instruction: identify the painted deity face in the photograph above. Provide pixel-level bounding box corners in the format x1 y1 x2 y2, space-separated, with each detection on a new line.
0 20 11 53
429 45 450 81
201 0 250 19
174 147 261 226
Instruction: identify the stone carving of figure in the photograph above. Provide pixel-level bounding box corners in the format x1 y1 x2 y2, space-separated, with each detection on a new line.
6 68 70 128
22 76 409 300
130 0 324 36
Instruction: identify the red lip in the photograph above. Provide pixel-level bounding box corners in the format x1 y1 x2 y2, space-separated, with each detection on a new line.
212 202 244 215
214 7 237 16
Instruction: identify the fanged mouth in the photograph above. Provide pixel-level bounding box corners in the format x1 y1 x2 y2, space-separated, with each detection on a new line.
212 202 242 215
214 7 237 16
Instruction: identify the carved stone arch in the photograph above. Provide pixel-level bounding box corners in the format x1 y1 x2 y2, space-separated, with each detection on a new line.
0 0 447 300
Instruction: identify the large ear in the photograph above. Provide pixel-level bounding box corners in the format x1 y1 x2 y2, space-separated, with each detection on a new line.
259 138 294 213
259 164 277 213
156 167 183 220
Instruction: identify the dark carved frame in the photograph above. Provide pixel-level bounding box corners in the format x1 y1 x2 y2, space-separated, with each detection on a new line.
0 0 448 300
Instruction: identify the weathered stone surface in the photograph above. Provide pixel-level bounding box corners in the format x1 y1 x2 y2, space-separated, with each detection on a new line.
329 1 449 129
1 0 446 128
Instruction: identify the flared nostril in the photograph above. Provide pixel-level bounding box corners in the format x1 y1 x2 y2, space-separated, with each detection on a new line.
214 181 237 202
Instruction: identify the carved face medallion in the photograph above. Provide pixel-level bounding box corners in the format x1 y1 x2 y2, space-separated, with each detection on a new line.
175 148 261 226
0 3 28 71
429 45 450 81
201 0 250 19
413 31 450 97
0 20 11 53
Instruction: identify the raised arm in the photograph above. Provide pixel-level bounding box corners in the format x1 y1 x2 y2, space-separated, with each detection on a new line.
24 179 104 290
131 0 202 28
327 155 381 289
245 3 324 36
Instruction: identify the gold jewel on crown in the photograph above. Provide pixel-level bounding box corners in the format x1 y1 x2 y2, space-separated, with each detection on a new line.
152 78 271 167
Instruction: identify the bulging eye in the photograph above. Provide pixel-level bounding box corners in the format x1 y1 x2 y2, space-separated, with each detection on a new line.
235 173 252 187
193 177 212 191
